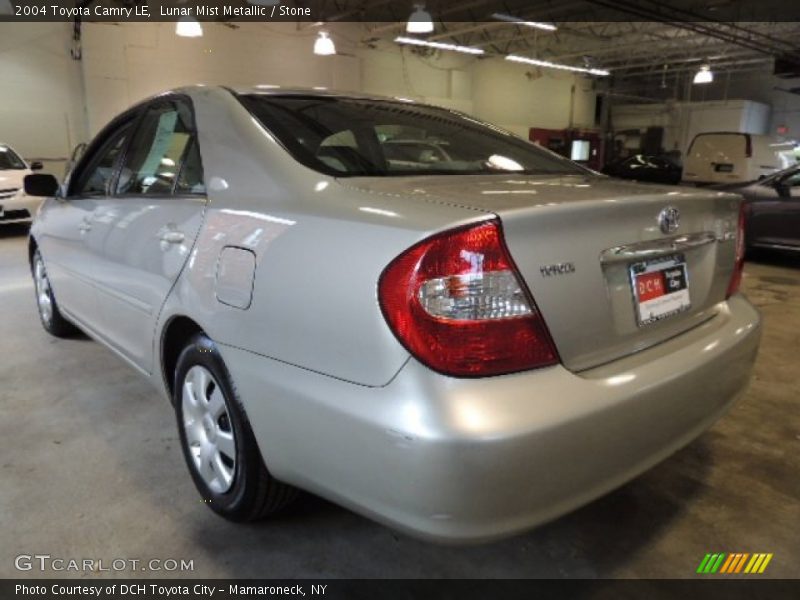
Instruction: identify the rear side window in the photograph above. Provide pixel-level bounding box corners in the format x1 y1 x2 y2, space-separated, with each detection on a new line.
117 101 205 196
74 126 132 196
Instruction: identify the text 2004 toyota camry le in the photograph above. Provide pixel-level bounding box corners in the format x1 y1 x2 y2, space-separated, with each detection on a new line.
24 86 761 542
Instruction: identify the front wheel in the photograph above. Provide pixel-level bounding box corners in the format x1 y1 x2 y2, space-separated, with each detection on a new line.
174 333 297 521
32 249 78 337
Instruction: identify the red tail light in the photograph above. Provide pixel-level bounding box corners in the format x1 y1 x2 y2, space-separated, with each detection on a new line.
726 202 746 298
378 219 559 377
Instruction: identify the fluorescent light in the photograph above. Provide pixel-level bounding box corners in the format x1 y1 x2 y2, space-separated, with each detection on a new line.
693 65 713 84
395 36 484 55
406 4 434 34
505 54 609 76
492 13 556 31
314 31 336 56
175 17 203 38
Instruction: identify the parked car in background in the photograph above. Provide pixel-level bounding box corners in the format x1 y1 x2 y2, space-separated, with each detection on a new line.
0 142 43 225
712 163 800 253
602 154 682 185
24 87 761 543
682 132 781 185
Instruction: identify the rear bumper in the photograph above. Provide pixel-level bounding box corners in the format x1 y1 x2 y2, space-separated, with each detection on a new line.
0 192 40 224
221 294 761 543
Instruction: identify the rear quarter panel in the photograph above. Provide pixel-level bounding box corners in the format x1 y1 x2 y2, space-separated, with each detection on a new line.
156 88 488 388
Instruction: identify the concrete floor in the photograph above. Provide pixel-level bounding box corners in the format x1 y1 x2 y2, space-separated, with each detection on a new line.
1 222 798 579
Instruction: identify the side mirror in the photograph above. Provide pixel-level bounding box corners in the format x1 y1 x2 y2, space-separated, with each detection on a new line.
24 173 60 197
30 161 44 171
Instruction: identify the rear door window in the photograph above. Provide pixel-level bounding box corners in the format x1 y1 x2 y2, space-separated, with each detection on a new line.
117 101 205 196
73 125 132 196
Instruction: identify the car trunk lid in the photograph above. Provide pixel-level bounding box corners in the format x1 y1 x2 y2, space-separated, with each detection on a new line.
339 174 742 372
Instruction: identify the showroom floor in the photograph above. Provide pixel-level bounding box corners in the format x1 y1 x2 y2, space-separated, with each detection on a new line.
1 222 798 579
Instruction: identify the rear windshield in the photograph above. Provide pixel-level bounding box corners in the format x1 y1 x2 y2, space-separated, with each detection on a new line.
238 94 586 177
0 145 26 170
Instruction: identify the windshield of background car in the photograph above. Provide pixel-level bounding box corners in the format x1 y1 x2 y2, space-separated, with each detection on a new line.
0 146 26 170
238 94 587 177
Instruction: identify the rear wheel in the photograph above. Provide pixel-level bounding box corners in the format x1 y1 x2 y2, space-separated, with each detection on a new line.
32 249 78 337
174 333 297 521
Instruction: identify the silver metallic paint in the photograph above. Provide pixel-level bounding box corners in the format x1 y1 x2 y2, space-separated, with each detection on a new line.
30 86 762 542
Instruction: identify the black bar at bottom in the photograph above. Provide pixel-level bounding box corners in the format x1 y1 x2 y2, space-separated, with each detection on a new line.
2 579 800 600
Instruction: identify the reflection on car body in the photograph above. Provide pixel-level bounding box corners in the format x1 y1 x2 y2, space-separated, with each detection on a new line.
26 87 761 542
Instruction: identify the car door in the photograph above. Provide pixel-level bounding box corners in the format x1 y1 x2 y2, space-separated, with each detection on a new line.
89 97 207 374
36 118 135 330
748 168 800 249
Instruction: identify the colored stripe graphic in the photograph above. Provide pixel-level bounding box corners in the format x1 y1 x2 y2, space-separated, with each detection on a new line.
759 554 773 573
710 553 726 573
698 553 727 574
735 553 749 573
719 554 736 573
697 554 712 573
745 554 761 573
699 553 774 575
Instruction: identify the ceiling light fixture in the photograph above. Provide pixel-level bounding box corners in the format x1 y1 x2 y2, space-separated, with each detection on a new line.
314 31 336 56
492 13 556 31
505 54 609 76
395 36 484 55
175 17 203 38
693 65 714 84
406 4 434 34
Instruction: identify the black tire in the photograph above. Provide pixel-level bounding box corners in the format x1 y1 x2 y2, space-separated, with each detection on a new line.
174 333 297 521
31 248 79 338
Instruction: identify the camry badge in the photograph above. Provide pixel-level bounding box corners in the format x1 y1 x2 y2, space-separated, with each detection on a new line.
658 206 680 234
540 262 576 277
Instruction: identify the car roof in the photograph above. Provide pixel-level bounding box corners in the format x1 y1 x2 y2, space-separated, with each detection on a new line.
226 85 418 104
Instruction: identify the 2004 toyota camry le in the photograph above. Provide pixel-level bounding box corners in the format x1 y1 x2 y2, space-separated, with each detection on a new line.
24 86 761 543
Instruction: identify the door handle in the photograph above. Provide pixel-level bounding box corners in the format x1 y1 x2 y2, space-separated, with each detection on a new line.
160 230 185 244
78 220 92 233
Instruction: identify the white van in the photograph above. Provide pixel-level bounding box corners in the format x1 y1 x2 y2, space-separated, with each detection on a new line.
682 132 782 185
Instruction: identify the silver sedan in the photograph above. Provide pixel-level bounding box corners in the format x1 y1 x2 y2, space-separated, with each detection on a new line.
25 87 761 543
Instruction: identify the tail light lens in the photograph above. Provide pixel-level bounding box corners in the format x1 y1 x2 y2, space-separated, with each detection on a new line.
726 202 746 298
378 219 559 377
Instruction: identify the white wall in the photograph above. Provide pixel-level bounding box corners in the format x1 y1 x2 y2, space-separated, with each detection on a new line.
0 21 600 160
472 58 597 137
80 22 598 138
0 23 86 172
80 22 365 134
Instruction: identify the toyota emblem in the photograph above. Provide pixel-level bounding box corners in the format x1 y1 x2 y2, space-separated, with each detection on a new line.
658 206 680 234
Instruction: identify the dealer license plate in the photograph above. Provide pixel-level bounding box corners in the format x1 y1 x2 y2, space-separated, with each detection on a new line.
630 254 691 326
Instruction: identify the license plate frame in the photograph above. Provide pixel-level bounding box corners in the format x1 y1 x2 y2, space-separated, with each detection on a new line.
629 253 691 326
